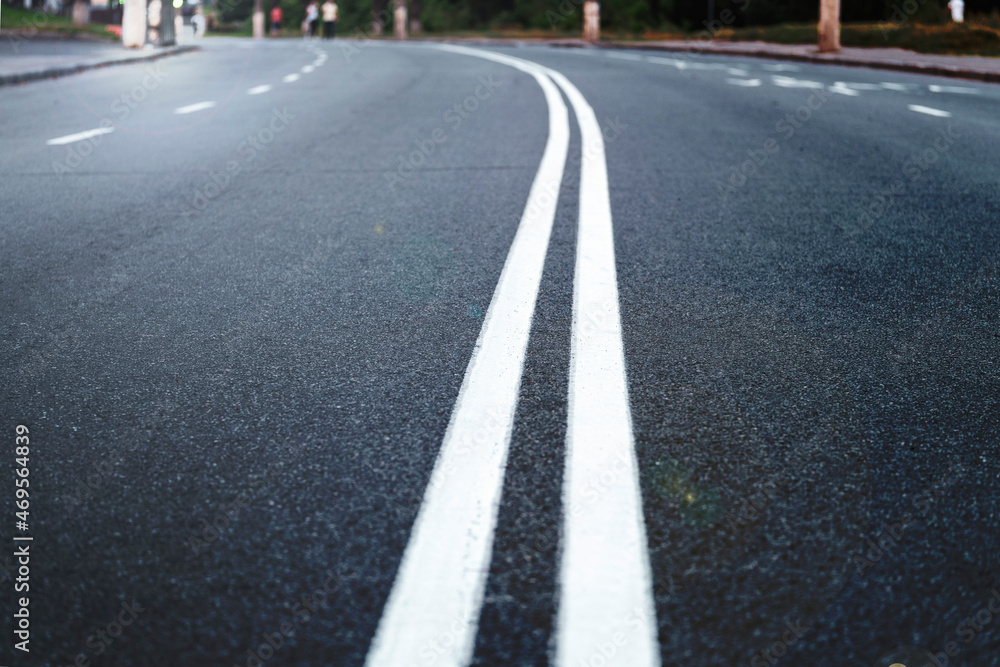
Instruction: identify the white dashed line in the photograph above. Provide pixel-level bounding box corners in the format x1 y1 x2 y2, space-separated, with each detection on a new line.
646 55 689 69
247 84 272 95
834 81 884 91
880 82 913 91
46 127 114 146
363 46 571 667
929 84 980 94
301 65 315 73
828 83 860 96
283 73 300 83
726 77 762 87
174 101 216 114
312 60 324 67
762 63 799 72
772 75 824 89
908 104 952 118
727 68 750 76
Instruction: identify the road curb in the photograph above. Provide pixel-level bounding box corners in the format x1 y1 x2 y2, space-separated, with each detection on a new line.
415 35 1000 84
591 42 1000 84
0 44 199 87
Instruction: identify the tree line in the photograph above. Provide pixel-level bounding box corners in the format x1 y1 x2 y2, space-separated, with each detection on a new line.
218 0 1000 35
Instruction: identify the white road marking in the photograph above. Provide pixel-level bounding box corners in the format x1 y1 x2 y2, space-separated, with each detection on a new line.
247 84 272 95
312 59 324 67
364 46 571 667
908 104 952 118
762 63 799 71
46 127 114 146
607 51 643 61
834 81 884 90
543 64 661 667
727 77 762 87
647 55 689 69
174 101 216 114
929 84 980 94
727 68 749 76
301 65 315 73
828 83 860 96
772 75 824 89
283 73 300 83
880 82 912 91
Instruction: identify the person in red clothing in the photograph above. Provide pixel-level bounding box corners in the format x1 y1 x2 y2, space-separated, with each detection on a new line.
270 4 283 36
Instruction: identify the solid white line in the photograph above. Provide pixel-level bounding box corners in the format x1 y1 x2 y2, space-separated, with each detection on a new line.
726 77 762 87
174 101 216 114
283 73 300 82
46 127 113 146
929 84 980 94
543 65 661 667
909 104 952 118
247 84 272 95
364 46 570 667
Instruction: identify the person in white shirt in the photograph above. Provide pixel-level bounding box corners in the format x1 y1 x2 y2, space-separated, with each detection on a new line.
321 0 339 38
305 1 319 38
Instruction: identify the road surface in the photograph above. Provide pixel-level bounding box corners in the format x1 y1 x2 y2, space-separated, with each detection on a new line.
1 37 998 667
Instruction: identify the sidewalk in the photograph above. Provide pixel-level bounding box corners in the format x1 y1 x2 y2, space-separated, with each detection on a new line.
429 35 1000 83
598 40 1000 84
0 35 196 86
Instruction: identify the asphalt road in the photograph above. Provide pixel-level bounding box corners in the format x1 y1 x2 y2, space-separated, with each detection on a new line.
1 37 998 667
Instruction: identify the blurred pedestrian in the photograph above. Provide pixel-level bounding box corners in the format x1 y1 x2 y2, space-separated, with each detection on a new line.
947 0 964 22
305 0 319 38
270 4 282 35
321 0 338 38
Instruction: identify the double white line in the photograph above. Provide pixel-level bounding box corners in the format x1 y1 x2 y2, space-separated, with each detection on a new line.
365 46 659 667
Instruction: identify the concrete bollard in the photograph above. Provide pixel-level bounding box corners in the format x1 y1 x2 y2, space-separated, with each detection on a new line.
583 0 599 42
817 0 840 53
394 0 407 39
121 0 146 47
71 0 90 26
